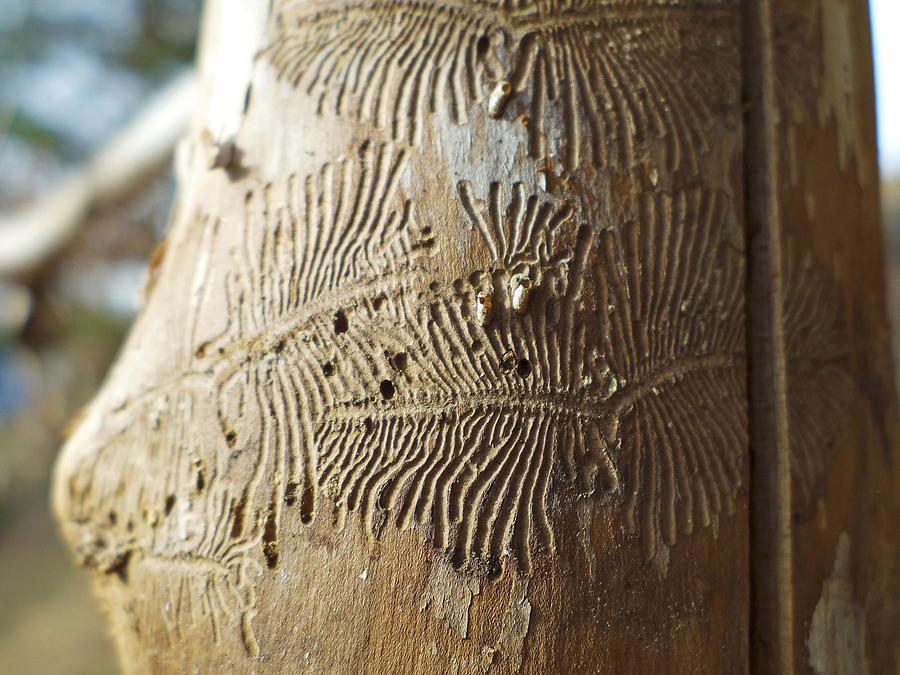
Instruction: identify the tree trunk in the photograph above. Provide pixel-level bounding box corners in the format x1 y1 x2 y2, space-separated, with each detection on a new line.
53 0 898 673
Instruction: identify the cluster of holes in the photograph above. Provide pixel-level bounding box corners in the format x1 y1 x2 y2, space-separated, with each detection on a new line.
284 482 315 523
193 343 226 359
323 293 533 413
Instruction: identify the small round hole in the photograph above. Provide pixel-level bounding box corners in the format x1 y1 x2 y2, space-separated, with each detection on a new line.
390 352 408 372
333 310 348 334
450 548 467 569
379 379 396 400
517 357 532 378
484 558 503 581
322 361 335 377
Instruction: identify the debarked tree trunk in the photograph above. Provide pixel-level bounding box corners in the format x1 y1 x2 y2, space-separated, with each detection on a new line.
53 0 898 673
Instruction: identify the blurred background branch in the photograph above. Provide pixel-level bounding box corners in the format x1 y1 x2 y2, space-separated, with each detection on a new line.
0 2 200 672
0 69 195 279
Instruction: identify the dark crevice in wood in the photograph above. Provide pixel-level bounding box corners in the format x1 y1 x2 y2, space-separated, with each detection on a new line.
741 1 795 673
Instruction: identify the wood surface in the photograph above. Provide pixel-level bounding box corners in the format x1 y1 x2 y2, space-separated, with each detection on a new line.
770 1 899 673
52 0 897 672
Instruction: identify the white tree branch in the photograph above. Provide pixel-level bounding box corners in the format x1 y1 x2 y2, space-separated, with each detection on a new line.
0 70 197 278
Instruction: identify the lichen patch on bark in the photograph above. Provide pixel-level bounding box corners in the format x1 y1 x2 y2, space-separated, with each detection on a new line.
808 533 868 675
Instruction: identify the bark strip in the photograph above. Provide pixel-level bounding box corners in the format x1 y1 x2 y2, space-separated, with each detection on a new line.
742 1 795 672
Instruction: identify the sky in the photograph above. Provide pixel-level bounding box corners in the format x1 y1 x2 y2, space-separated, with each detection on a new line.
872 0 900 176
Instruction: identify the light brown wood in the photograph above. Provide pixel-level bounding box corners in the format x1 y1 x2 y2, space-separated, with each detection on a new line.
51 1 896 673
771 1 899 673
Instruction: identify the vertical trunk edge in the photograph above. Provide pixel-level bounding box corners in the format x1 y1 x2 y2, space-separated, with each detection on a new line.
741 1 795 673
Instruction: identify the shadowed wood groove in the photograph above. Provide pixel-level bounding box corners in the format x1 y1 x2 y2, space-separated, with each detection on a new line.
741 0 794 671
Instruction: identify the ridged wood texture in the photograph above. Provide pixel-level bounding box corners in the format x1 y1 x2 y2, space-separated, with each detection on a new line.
51 0 896 673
